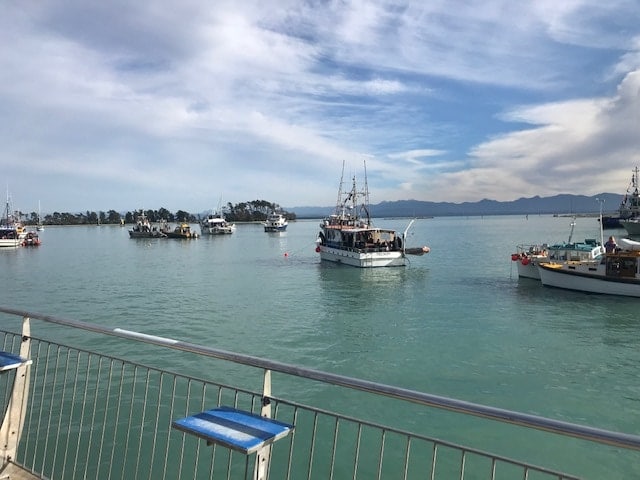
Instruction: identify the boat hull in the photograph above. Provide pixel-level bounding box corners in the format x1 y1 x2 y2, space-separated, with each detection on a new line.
129 231 166 238
621 219 640 236
516 258 543 279
166 233 198 239
601 216 624 229
318 245 406 268
264 225 287 232
201 227 235 235
0 238 20 248
538 263 640 297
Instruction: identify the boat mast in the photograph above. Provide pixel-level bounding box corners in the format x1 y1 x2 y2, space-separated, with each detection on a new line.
596 198 605 247
336 160 346 217
567 216 576 244
3 189 13 228
363 160 370 210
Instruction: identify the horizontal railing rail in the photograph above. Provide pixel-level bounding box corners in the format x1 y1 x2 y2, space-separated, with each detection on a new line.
2 305 640 453
4 305 640 479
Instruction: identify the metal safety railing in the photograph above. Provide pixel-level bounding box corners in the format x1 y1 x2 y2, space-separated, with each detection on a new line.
1 306 639 479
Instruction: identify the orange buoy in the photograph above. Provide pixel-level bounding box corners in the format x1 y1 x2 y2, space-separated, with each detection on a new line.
521 257 530 265
511 253 520 261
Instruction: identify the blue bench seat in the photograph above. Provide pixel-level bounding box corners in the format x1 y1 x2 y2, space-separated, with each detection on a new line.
172 406 294 455
0 351 32 372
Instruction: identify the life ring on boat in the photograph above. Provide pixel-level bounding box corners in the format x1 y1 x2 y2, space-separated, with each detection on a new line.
511 253 520 261
521 257 530 266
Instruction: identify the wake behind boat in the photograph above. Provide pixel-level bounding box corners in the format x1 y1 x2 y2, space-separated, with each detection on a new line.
315 162 430 268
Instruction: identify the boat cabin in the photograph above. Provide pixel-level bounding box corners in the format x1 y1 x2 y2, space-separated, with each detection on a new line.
322 226 401 252
605 251 640 278
0 228 18 239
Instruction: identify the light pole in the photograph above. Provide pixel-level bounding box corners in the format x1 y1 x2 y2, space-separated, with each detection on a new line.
596 197 605 246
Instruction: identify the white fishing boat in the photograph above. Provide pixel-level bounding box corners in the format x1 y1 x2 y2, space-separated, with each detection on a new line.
264 212 288 232
0 228 21 248
315 162 430 268
0 193 25 248
602 166 640 229
128 213 167 238
511 218 605 279
537 239 640 297
619 166 640 234
200 212 236 235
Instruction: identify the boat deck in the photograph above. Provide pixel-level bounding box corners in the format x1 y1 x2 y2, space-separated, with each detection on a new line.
0 463 41 480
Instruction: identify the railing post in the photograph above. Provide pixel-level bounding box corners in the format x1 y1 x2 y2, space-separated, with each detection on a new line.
0 316 32 466
254 369 272 480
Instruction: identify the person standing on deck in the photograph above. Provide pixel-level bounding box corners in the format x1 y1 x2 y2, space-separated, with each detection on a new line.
605 236 617 253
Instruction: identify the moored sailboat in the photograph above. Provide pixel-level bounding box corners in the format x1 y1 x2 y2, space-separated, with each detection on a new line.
36 201 44 231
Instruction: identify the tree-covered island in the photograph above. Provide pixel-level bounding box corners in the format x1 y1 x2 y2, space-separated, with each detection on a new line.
16 200 295 226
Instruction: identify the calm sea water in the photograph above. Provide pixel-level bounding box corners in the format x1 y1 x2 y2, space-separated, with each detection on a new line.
2 215 639 478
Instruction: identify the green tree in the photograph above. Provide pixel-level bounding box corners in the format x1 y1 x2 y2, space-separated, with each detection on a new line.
157 207 173 222
175 210 190 222
107 210 121 224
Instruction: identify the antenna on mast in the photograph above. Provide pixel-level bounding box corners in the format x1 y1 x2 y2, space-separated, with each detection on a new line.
363 160 370 207
336 160 346 210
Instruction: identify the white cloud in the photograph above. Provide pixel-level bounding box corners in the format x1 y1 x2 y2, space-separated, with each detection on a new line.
407 68 640 202
1 1 640 212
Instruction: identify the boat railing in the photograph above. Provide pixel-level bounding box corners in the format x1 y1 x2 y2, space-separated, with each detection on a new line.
1 306 639 479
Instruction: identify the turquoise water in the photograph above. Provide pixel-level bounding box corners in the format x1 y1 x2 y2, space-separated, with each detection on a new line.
2 215 639 478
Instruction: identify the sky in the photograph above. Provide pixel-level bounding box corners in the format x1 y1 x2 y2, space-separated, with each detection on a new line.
2 1 640 214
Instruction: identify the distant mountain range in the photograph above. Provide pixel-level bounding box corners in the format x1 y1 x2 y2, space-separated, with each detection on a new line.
289 193 624 218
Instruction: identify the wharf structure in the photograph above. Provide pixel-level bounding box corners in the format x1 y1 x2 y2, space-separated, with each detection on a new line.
1 306 639 479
